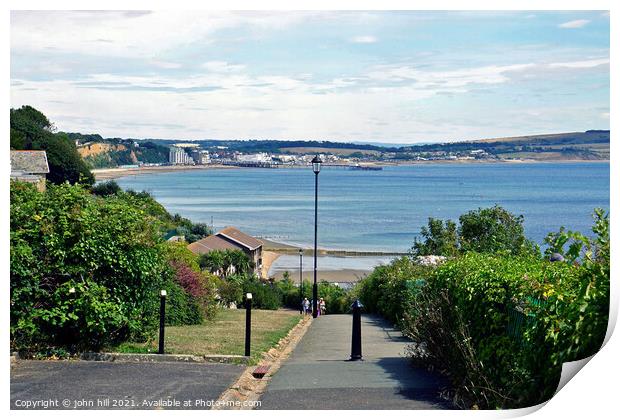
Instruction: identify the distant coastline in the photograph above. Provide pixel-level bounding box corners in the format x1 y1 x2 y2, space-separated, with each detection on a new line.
93 158 608 181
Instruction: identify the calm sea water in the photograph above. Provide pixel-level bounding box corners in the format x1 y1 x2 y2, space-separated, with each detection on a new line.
116 162 609 255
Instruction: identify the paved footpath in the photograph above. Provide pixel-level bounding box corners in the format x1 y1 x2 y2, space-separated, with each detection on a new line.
11 360 245 410
259 314 452 410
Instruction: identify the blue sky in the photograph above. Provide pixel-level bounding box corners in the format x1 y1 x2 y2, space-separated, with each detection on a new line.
10 10 610 143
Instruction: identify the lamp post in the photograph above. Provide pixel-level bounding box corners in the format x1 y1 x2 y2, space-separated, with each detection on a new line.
158 290 167 354
299 248 303 314
311 155 322 318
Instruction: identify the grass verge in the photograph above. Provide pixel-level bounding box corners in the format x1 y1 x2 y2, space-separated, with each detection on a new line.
111 309 303 364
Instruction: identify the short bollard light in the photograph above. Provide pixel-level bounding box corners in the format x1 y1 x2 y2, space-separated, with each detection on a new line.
158 290 167 354
350 299 364 361
245 293 253 357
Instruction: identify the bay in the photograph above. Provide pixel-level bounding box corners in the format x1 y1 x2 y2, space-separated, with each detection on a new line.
116 162 609 274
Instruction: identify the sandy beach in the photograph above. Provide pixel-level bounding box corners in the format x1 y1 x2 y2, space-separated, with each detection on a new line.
270 268 371 284
92 164 234 180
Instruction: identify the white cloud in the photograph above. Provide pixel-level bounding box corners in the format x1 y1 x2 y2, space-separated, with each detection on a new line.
549 58 609 68
558 19 590 29
150 60 182 69
10 10 314 58
351 35 377 44
202 61 246 73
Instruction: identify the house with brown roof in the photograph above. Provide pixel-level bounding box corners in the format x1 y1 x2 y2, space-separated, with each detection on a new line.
188 226 263 275
10 150 50 191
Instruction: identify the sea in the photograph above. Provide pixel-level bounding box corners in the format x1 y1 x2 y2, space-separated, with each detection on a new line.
115 162 609 273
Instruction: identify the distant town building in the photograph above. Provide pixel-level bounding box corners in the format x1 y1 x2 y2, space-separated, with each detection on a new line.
236 152 271 163
169 146 194 165
191 149 211 165
10 150 50 192
187 226 263 276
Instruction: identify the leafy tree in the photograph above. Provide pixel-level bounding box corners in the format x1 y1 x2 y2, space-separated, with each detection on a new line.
412 218 459 257
198 249 253 277
10 106 94 185
458 205 534 255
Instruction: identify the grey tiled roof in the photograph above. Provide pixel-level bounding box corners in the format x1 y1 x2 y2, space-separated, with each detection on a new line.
10 150 50 174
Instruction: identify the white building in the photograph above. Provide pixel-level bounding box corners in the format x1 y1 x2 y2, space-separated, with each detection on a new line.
169 146 193 165
236 153 271 163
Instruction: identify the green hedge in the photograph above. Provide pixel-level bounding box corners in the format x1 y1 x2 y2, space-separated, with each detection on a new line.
10 181 211 353
358 211 609 409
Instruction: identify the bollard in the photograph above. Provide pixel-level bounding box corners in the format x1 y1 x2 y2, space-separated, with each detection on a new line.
350 299 363 361
158 290 167 354
245 293 253 357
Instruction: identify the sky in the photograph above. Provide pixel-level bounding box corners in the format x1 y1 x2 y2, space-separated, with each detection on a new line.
10 10 610 143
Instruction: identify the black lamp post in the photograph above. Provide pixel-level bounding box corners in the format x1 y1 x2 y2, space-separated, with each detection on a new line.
299 248 304 314
311 155 322 318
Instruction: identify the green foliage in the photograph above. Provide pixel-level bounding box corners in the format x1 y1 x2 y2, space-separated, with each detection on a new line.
10 181 214 353
412 206 537 257
10 106 94 186
354 257 432 326
318 281 351 314
360 210 608 409
241 276 282 310
162 281 203 326
412 218 458 257
91 180 122 197
199 249 253 277
536 209 609 366
458 205 533 255
175 222 212 243
10 181 169 351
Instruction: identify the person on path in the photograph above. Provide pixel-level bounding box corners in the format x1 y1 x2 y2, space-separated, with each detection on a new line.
303 298 310 315
319 298 326 315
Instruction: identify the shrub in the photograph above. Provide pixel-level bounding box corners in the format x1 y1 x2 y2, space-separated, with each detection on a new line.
241 276 282 310
91 180 121 197
162 281 203 326
10 181 169 351
354 257 432 326
360 209 608 409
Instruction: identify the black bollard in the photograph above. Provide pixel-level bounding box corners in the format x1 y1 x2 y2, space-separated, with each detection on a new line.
158 290 167 354
245 293 252 357
350 299 364 361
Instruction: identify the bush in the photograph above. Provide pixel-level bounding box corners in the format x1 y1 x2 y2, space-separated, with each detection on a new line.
360 209 608 409
91 180 121 197
162 281 203 326
10 181 215 353
241 276 282 310
10 181 169 351
164 241 218 320
354 257 432 326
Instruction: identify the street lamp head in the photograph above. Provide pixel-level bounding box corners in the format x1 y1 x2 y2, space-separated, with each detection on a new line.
311 155 322 174
299 248 303 256
160 290 167 297
246 292 253 300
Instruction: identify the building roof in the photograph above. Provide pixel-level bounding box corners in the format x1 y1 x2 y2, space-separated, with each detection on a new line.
187 234 243 255
10 150 50 174
187 226 263 255
217 226 263 251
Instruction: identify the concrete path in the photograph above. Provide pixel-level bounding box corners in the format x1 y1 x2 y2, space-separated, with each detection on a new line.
259 314 451 410
11 360 245 410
